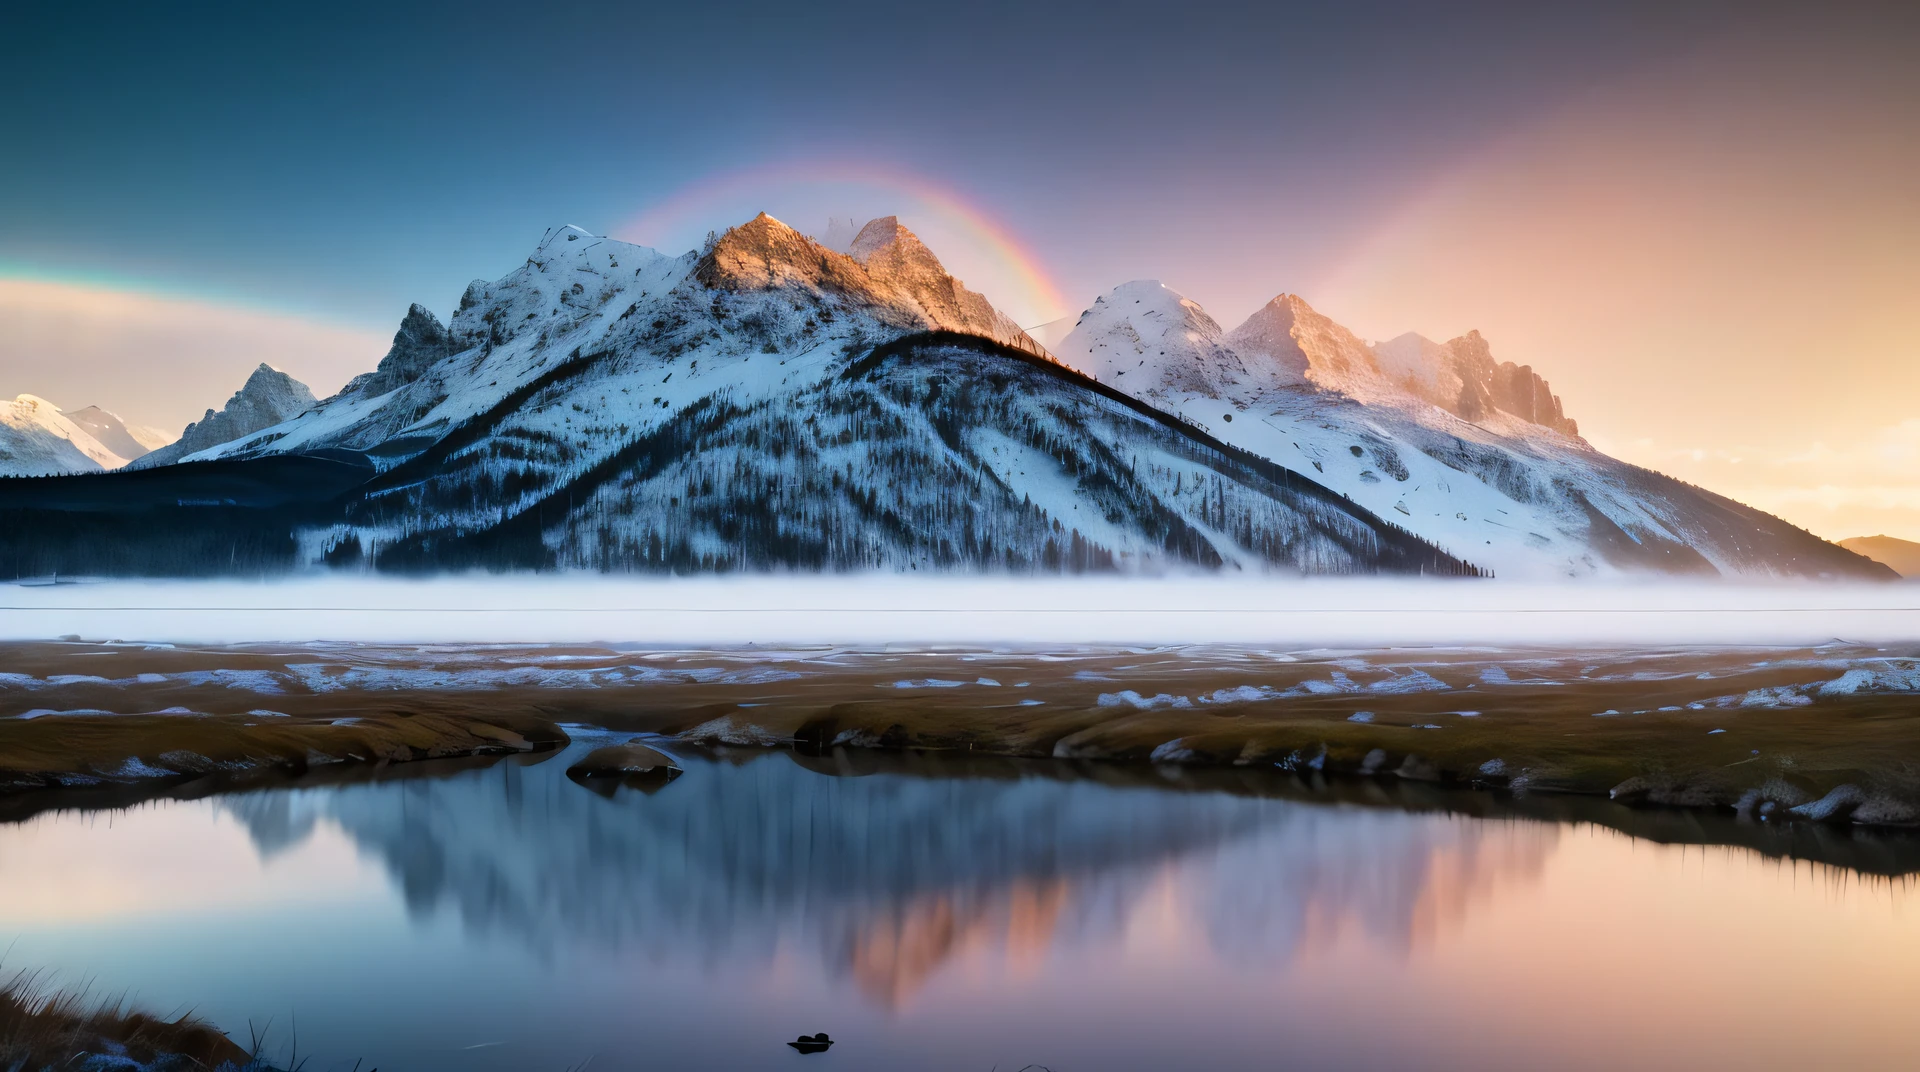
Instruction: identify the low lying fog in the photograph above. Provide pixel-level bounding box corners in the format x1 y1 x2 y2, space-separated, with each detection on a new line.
4 576 1917 648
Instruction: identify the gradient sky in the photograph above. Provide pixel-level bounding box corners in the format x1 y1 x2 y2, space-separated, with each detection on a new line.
3 1 1915 539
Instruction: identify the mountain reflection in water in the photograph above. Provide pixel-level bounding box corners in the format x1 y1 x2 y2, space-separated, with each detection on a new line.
218 743 1559 1007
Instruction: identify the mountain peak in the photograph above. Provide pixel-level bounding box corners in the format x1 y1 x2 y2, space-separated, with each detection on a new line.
1224 292 1375 390
696 213 1036 347
129 365 316 469
695 212 875 298
355 303 454 397
537 224 601 254
1055 280 1251 398
59 404 159 461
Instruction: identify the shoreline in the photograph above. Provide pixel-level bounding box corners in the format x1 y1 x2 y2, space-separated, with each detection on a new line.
1 639 1916 864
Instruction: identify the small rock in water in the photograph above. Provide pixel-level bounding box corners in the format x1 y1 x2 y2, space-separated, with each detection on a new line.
566 740 682 797
788 1032 834 1054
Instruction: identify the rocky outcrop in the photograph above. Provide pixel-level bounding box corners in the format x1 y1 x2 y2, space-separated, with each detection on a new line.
1444 330 1578 436
129 364 316 468
348 303 455 398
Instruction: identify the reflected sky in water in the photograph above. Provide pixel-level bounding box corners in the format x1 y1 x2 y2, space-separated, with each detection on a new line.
1 741 1916 1071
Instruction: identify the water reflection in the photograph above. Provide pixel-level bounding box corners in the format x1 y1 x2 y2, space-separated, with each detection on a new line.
218 745 1559 1006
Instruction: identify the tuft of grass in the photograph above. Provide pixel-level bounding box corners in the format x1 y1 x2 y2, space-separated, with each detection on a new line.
0 967 259 1071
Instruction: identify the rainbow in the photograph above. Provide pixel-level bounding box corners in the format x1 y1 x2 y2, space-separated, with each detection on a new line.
613 160 1070 326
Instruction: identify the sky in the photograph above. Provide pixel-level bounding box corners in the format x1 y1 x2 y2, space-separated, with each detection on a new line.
2 1 1915 540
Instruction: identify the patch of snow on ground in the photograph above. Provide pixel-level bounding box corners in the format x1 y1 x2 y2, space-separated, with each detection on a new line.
1098 691 1194 709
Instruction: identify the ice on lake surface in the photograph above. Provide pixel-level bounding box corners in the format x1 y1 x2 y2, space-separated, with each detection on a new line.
3 740 1919 1071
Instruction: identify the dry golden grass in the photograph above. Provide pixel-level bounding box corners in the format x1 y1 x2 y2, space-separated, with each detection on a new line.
671 686 1920 822
0 969 254 1071
0 707 568 794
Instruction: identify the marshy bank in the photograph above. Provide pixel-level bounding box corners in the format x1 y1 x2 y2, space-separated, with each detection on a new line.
1 639 1917 856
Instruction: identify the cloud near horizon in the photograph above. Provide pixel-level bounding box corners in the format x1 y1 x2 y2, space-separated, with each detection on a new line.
0 278 386 435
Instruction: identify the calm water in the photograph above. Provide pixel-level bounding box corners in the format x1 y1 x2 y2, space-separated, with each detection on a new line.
3 737 1918 1071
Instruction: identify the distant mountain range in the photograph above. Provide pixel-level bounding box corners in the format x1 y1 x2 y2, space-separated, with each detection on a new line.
0 215 1894 581
1839 536 1920 579
0 396 172 475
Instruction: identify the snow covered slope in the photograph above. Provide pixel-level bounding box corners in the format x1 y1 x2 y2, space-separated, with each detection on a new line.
1057 282 1886 580
129 364 316 469
0 395 126 476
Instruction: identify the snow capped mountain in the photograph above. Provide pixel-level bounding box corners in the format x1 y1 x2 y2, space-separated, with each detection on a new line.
0 215 1477 579
0 213 1888 581
1056 282 1884 580
60 405 168 461
299 216 1463 575
0 395 127 476
128 363 316 469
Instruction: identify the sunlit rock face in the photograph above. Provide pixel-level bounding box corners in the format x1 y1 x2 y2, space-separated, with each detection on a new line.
128 363 315 468
845 215 1033 346
1442 330 1579 436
